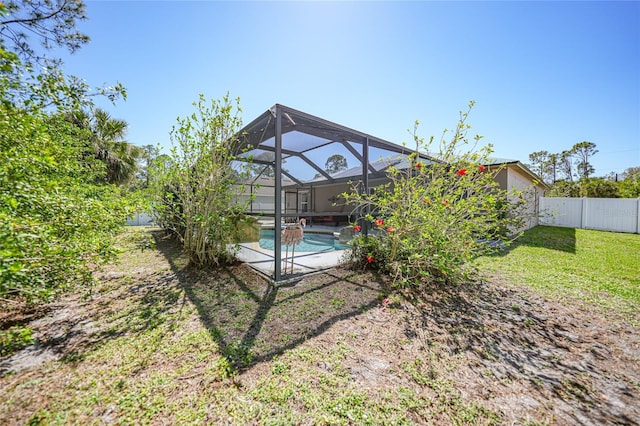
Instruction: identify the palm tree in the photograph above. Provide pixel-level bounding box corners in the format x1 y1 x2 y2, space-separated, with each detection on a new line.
67 108 142 185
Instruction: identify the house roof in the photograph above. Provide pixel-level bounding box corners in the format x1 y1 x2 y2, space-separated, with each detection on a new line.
486 158 550 189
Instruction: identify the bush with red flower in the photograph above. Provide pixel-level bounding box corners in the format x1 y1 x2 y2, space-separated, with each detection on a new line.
342 102 527 287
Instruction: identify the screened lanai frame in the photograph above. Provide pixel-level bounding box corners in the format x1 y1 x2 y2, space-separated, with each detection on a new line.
232 104 437 282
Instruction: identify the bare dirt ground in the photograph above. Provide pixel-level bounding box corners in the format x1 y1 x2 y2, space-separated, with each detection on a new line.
1 229 638 425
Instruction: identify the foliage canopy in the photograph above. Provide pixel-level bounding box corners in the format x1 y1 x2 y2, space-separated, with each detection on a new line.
150 93 250 267
0 103 134 302
0 1 134 304
343 103 527 287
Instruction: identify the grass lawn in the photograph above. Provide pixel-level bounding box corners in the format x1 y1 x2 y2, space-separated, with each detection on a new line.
1 226 639 424
474 225 640 322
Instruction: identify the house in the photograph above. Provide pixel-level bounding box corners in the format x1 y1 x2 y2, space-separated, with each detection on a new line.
233 104 548 281
236 155 547 231
486 159 549 230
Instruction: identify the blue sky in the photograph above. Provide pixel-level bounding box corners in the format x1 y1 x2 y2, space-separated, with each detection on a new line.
59 0 639 177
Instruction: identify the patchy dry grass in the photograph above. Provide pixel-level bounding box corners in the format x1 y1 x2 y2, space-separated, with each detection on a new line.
1 226 638 425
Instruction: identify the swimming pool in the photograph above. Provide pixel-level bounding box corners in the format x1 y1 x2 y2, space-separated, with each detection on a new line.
258 230 349 252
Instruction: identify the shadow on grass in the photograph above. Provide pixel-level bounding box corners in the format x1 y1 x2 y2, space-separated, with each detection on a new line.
402 280 636 425
152 230 387 369
56 266 190 366
487 225 577 257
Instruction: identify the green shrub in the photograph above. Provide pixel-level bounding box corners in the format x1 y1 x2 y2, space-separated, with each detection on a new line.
0 105 133 303
0 326 34 356
343 102 526 288
0 9 131 305
150 94 251 267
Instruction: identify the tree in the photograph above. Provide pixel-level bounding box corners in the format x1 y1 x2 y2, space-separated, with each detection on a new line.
526 149 564 183
325 154 348 174
248 151 276 177
150 93 249 267
572 141 598 179
527 150 550 180
246 151 289 178
0 0 89 67
621 166 640 180
560 150 575 181
579 177 619 198
618 166 640 198
547 180 581 197
134 144 159 188
546 164 639 198
342 102 526 287
0 1 125 111
0 1 130 304
548 153 560 183
0 103 133 303
528 142 597 182
66 108 142 184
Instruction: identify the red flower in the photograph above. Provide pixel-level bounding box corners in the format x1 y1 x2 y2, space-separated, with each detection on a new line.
456 168 467 176
353 225 361 232
383 298 390 305
366 255 374 264
479 165 486 172
415 162 422 169
386 226 394 233
381 307 387 313
443 199 449 206
375 218 384 227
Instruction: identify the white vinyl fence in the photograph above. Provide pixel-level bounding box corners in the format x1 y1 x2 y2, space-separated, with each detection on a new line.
126 212 154 226
539 197 640 234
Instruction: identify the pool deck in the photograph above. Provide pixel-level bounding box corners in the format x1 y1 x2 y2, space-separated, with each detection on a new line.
235 225 348 279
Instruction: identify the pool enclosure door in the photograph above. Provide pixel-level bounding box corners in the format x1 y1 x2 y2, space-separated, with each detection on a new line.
299 190 310 213
284 190 298 220
284 189 311 219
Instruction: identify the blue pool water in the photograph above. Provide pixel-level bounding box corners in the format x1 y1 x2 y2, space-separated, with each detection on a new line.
259 230 348 252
